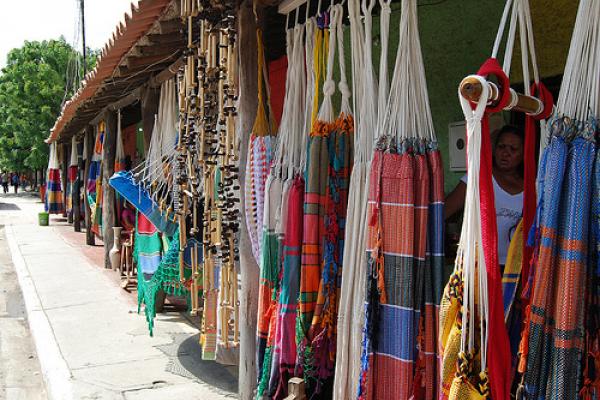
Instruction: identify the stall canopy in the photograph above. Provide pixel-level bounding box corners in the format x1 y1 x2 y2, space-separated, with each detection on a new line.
47 0 185 144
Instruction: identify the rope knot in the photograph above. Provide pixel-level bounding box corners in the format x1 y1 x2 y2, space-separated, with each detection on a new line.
338 81 351 99
323 80 336 96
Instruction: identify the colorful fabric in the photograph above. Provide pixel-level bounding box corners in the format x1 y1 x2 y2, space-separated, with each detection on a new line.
503 219 523 319
136 228 186 336
270 176 304 398
87 126 104 236
66 165 77 214
521 121 594 399
359 143 442 400
256 173 283 396
45 168 65 214
245 135 276 264
109 171 178 236
360 148 416 400
302 115 353 389
134 213 162 274
423 148 444 399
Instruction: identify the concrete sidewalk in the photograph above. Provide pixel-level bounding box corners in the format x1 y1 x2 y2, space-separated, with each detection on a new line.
2 194 237 400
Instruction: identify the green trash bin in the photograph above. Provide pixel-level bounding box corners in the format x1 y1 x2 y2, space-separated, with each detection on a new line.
38 212 49 226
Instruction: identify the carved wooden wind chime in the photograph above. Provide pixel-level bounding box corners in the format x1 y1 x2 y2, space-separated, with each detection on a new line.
178 0 240 359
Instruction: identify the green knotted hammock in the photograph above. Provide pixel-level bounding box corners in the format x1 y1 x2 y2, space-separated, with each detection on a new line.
135 228 191 336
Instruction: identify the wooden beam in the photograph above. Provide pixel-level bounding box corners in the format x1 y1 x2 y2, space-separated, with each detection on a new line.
126 53 178 70
62 143 70 219
148 57 185 88
237 3 260 399
158 18 183 34
137 42 186 57
147 32 185 45
73 138 82 232
102 110 118 269
84 126 95 246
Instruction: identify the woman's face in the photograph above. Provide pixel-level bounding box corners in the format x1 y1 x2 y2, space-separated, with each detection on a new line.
494 132 523 173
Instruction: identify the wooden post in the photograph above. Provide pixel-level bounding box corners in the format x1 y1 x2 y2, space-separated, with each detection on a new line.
141 85 160 154
102 110 118 268
73 137 82 232
61 143 69 219
84 126 95 245
237 3 260 399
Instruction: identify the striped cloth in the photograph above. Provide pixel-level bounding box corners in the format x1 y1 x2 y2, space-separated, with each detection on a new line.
87 127 104 236
256 173 284 396
134 213 162 275
46 168 65 214
66 165 77 214
298 124 331 340
245 135 276 265
522 126 594 399
360 147 416 400
423 148 444 399
359 142 441 400
304 116 353 390
270 175 304 398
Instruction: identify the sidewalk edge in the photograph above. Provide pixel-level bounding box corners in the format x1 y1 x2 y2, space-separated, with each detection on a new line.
5 224 74 400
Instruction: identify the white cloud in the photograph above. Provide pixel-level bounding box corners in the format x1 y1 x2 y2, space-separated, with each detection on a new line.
0 0 134 68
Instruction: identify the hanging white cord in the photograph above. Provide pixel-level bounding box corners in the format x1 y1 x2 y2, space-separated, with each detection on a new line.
301 17 317 170
492 0 514 59
274 27 295 170
458 74 490 373
316 4 338 124
376 0 392 138
360 0 378 159
348 0 364 156
335 5 352 117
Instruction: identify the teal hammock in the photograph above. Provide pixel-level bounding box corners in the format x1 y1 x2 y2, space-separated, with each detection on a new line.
135 227 190 336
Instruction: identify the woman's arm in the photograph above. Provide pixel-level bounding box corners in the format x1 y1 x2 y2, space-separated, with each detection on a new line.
444 180 467 220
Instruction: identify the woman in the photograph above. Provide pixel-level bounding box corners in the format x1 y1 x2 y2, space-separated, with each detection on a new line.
445 124 524 268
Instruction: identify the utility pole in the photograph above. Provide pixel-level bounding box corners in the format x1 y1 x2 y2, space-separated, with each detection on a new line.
73 0 86 232
81 0 87 75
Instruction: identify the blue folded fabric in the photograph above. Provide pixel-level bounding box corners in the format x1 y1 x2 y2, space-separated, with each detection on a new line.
109 171 177 236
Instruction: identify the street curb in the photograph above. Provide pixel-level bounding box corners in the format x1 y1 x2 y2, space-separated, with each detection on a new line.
5 224 74 400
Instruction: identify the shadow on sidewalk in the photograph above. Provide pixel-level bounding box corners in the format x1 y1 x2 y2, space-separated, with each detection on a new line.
156 333 238 395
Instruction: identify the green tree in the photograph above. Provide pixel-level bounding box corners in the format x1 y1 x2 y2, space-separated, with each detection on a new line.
0 38 96 173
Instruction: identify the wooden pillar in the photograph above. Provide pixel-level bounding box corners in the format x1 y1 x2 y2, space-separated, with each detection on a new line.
73 137 82 232
61 143 69 219
102 111 118 268
141 85 160 154
237 4 260 399
84 126 95 245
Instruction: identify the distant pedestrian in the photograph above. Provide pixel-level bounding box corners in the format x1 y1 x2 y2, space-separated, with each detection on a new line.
1 172 8 194
11 173 19 194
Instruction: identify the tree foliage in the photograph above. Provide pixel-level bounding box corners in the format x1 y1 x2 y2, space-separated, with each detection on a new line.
0 38 96 172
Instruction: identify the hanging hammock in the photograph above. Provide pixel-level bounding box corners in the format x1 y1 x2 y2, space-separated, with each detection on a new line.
66 136 78 216
359 1 442 398
265 13 319 399
518 1 600 397
87 122 105 236
256 17 307 397
245 27 277 266
333 0 376 397
45 142 65 214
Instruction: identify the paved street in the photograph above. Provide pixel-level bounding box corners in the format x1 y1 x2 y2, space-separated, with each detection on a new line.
0 192 237 400
0 193 47 399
